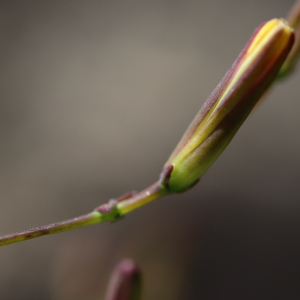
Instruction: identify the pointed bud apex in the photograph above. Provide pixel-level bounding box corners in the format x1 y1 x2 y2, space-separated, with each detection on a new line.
164 19 294 193
105 260 142 300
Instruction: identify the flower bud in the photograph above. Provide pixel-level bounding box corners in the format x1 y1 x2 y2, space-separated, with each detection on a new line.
105 260 141 300
164 19 294 193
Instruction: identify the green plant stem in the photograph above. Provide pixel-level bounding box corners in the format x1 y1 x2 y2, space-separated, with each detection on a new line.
117 182 168 215
278 0 300 78
0 211 103 247
0 182 168 247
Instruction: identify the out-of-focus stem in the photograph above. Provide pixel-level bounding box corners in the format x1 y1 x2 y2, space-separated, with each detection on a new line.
278 0 300 78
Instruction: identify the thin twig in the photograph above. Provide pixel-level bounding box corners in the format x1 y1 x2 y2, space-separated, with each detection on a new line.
0 181 169 247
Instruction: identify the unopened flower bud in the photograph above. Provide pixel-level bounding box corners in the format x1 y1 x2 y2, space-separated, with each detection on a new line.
105 260 141 300
163 19 294 193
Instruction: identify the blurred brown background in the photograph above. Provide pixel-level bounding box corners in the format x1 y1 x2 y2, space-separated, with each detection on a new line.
0 1 299 299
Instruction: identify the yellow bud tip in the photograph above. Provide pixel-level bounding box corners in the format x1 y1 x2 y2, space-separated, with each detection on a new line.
247 19 292 55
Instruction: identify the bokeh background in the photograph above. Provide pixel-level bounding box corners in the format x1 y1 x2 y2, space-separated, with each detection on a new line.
0 0 299 299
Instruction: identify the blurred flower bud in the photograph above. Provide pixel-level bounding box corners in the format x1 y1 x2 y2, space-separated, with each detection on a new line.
163 19 294 193
104 259 141 300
